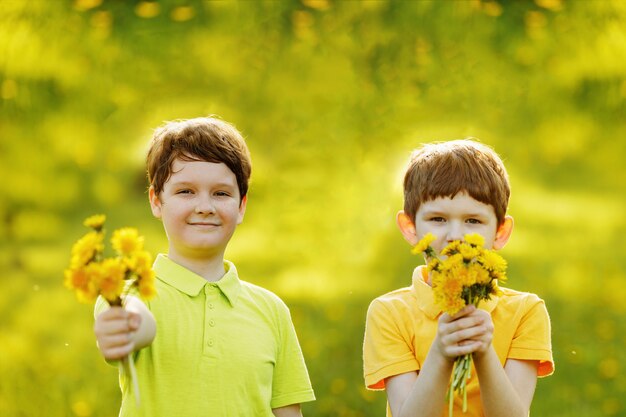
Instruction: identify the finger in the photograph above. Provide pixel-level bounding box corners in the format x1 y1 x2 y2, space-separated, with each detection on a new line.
100 307 131 320
451 325 490 344
127 312 142 331
95 317 135 337
99 332 135 350
103 341 136 360
453 341 482 356
449 304 476 320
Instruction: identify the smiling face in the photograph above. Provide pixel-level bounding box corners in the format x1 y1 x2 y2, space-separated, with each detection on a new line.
397 191 513 256
149 159 246 263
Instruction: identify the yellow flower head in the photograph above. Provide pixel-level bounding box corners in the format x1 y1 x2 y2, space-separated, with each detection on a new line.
440 240 461 257
111 227 144 256
83 214 106 231
427 258 441 273
439 253 463 272
479 250 507 276
95 258 127 303
465 233 485 247
70 231 104 269
458 243 480 261
432 271 466 315
64 266 98 303
411 233 436 255
129 250 152 272
138 270 157 300
129 251 157 300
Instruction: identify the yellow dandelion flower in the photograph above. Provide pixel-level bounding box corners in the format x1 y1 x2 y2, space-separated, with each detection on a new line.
492 282 503 297
432 272 466 315
458 243 479 261
427 258 441 273
441 253 463 271
411 233 437 255
445 263 474 287
64 267 98 303
469 262 491 284
111 227 144 256
95 258 127 303
480 251 507 274
441 240 461 257
83 214 106 231
138 271 157 299
64 267 88 291
465 233 485 247
70 231 104 268
489 268 507 283
127 250 152 274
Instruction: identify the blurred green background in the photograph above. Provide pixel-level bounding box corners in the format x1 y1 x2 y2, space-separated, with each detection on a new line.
1 0 625 416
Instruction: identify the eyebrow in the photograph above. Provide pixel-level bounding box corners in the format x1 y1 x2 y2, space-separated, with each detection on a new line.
169 180 237 189
421 210 489 218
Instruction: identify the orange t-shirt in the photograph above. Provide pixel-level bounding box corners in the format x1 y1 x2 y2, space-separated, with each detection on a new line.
363 266 554 416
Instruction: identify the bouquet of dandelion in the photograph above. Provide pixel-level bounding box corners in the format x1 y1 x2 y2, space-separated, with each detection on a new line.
412 232 507 417
64 214 156 406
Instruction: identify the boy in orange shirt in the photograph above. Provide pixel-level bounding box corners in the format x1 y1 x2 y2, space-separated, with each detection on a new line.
363 139 554 417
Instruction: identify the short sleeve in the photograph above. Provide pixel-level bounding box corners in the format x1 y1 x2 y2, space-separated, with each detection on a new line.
94 295 110 319
363 299 419 390
270 301 315 409
508 295 554 377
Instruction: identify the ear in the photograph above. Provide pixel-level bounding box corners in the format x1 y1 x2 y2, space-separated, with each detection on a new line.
396 210 419 246
493 215 514 250
148 186 162 219
237 195 247 224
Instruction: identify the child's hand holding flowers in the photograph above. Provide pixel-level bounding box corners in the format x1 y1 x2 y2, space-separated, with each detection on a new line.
64 214 156 407
413 232 507 417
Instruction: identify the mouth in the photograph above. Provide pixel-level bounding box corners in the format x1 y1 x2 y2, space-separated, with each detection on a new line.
188 222 220 227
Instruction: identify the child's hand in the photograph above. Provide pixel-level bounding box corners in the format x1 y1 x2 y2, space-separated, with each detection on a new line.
434 304 494 361
94 307 142 360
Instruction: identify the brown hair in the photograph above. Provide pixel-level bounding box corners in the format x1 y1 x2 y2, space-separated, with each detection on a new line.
403 139 510 226
146 117 251 202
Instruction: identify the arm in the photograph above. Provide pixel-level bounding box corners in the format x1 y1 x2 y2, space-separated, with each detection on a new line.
386 305 473 417
387 305 538 417
475 352 538 417
94 295 156 360
272 404 302 417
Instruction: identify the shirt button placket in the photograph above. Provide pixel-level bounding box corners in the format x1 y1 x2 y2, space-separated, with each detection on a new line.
204 286 217 355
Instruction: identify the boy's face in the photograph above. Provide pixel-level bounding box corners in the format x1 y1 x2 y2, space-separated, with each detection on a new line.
398 191 513 255
149 159 246 262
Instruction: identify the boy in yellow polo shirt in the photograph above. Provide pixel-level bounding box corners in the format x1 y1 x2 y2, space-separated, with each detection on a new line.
363 139 553 417
94 117 315 416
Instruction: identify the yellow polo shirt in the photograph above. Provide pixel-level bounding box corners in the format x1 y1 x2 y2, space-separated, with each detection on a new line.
363 265 553 416
96 255 315 416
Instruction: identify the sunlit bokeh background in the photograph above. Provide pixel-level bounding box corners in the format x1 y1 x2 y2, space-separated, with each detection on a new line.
1 0 625 416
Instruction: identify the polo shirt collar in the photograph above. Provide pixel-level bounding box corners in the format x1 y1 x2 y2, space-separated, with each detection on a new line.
412 265 499 320
153 254 242 306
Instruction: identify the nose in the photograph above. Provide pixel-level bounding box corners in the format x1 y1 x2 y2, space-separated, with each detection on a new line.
447 221 464 242
195 193 215 214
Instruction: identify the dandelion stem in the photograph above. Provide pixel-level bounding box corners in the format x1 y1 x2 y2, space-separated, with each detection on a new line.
122 355 141 407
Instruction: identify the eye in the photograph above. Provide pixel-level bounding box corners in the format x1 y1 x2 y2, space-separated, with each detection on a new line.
429 217 446 223
466 218 482 224
176 189 193 195
214 191 231 197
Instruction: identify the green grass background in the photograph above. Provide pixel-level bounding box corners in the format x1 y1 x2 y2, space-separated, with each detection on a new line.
1 1 625 416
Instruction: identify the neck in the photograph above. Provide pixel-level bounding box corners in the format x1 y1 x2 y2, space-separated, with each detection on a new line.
168 249 226 282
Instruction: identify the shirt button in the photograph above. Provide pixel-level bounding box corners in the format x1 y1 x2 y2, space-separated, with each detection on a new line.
209 319 215 327
208 303 214 309
208 339 214 347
